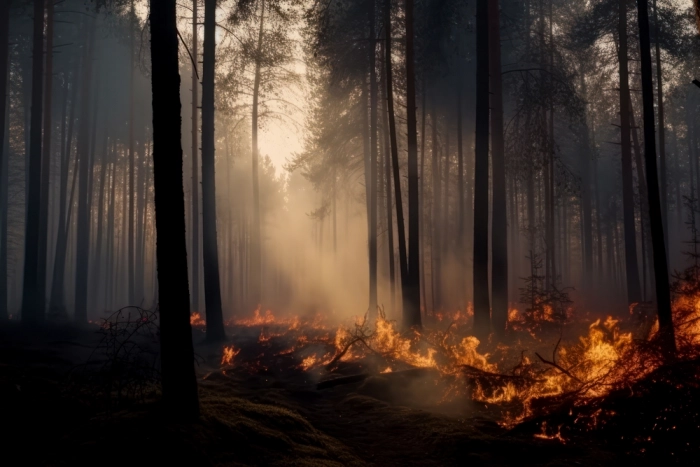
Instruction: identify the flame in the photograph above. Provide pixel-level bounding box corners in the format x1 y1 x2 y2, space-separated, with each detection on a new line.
299 355 318 370
221 345 240 366
190 311 205 326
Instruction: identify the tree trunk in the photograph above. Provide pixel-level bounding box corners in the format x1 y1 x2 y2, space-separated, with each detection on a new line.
191 0 200 312
148 0 200 419
617 0 642 304
431 100 441 311
368 0 378 314
579 70 593 292
653 0 668 253
128 0 136 305
489 0 507 337
250 0 265 310
383 1 406 306
380 38 396 313
635 0 676 356
74 20 96 323
49 57 78 318
37 0 54 312
473 0 491 337
201 0 226 341
403 0 421 327
21 0 46 324
0 0 9 320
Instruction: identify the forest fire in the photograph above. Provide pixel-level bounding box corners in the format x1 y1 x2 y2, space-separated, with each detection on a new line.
5 0 700 463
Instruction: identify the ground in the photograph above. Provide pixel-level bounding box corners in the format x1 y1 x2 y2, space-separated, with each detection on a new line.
0 321 672 466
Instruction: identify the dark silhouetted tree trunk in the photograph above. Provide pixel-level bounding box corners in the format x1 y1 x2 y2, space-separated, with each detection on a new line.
473 0 491 337
149 0 200 419
191 0 200 312
21 0 46 324
37 0 54 312
0 0 9 320
201 0 225 341
404 0 421 327
635 0 676 356
384 0 407 309
380 38 395 313
49 57 78 318
128 0 136 305
489 0 507 337
653 0 668 252
250 0 265 310
74 20 96 323
368 0 378 314
618 0 642 304
431 100 441 310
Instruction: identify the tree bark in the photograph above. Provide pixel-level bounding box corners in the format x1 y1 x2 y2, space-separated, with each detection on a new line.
37 0 54 313
403 0 421 327
489 0 507 337
149 0 200 419
380 37 396 313
635 0 676 356
617 0 642 304
0 0 9 320
74 20 96 323
128 0 136 305
49 56 78 318
250 0 265 310
473 0 491 337
21 0 46 324
201 0 226 341
368 0 378 314
653 0 668 253
191 0 200 312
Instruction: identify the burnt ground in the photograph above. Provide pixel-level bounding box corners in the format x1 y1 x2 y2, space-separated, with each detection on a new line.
0 320 679 466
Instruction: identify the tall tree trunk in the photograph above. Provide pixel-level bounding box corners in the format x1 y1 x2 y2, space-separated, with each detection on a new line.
37 0 54 312
380 38 396 313
49 58 78 317
383 0 406 304
457 91 465 283
489 0 507 337
0 0 9 320
653 0 668 252
128 0 136 305
473 0 491 337
250 0 265 310
635 0 676 356
618 0 642 304
431 100 441 311
368 0 378 314
148 0 200 419
92 129 109 311
201 0 225 341
74 21 96 323
191 0 200 312
580 70 593 292
403 0 421 327
21 0 46 324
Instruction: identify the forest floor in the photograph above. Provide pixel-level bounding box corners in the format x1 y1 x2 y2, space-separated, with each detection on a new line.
0 319 683 466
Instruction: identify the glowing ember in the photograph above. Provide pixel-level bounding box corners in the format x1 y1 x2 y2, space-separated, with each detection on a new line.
190 311 205 326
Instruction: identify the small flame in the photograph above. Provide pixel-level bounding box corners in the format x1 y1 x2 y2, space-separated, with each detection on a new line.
190 311 205 326
221 345 240 366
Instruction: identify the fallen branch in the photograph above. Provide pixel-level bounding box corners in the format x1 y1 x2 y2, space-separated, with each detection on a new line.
535 352 581 383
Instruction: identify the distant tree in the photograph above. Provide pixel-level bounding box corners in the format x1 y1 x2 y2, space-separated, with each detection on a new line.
148 0 200 418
